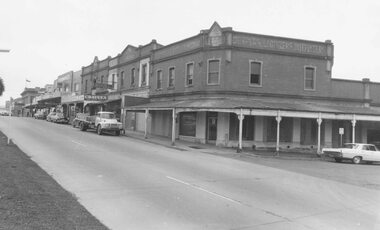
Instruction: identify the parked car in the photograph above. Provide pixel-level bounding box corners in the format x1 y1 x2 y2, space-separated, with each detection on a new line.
322 143 380 164
46 112 56 122
0 111 10 116
34 111 46 120
72 111 122 136
50 112 69 124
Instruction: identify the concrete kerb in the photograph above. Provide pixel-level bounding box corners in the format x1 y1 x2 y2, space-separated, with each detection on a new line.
121 131 325 161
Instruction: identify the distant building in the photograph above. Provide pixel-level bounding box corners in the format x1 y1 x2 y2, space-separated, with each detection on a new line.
21 87 41 116
12 97 24 117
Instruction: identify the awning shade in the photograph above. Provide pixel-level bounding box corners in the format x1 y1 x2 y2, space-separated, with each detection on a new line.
125 97 380 116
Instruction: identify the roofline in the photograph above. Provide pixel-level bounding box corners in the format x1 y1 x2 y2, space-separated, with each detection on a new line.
233 30 330 46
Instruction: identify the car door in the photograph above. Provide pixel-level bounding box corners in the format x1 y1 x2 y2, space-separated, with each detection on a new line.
362 145 377 161
367 145 380 162
360 145 372 161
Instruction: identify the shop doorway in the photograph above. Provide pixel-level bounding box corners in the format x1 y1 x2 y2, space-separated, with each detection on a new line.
206 112 218 143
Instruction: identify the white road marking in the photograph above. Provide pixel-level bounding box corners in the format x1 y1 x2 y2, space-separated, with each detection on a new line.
166 176 243 205
71 140 86 147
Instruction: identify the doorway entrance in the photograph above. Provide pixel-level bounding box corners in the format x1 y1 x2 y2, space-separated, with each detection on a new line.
206 112 218 143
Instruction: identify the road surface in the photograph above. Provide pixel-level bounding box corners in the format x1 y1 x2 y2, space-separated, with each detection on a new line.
1 117 379 230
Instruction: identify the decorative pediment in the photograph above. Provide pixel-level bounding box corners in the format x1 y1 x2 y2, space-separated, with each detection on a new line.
121 45 137 56
208 21 223 46
209 21 222 37
120 45 138 63
93 56 99 64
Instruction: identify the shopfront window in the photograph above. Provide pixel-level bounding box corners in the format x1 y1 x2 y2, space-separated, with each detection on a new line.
179 112 196 136
266 117 293 142
229 114 254 140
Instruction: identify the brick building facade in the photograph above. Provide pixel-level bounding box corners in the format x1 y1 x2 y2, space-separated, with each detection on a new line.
28 22 380 153
119 22 380 152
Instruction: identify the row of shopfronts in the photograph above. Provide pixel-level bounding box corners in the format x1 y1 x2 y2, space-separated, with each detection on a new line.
15 22 380 153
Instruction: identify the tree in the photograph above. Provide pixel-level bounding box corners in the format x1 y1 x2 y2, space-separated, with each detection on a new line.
0 77 4 96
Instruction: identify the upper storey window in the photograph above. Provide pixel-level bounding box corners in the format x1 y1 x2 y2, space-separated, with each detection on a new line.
186 62 194 86
168 67 175 88
120 71 124 87
207 59 220 85
249 61 262 86
156 70 163 90
141 64 147 86
304 66 316 90
131 68 135 86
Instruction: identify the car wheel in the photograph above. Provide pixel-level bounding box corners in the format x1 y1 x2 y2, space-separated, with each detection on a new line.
79 122 86 131
334 158 342 163
352 156 362 164
97 125 102 135
115 130 120 136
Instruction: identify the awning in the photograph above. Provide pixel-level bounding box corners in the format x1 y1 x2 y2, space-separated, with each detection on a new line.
125 97 380 119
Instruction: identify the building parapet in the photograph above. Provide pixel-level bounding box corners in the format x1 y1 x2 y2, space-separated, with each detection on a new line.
61 94 85 104
154 36 202 60
39 91 62 101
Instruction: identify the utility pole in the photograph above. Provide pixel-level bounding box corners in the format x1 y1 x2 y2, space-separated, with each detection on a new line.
1 48 11 144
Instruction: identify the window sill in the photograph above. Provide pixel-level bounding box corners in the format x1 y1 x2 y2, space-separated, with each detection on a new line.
249 84 262 88
206 83 220 86
155 88 163 91
304 88 316 91
167 86 175 90
185 85 194 88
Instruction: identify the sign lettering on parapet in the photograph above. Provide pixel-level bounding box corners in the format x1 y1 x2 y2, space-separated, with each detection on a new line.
95 83 113 89
84 95 108 101
233 34 327 56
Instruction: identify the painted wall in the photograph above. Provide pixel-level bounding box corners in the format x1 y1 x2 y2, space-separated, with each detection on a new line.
225 50 331 97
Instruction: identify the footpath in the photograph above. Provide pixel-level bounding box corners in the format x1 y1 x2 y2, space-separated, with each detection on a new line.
0 131 108 230
123 130 323 161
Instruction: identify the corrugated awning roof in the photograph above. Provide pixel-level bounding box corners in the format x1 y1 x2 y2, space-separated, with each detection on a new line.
126 97 380 116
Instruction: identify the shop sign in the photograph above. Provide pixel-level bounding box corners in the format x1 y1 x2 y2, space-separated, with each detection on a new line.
84 95 108 101
95 83 113 89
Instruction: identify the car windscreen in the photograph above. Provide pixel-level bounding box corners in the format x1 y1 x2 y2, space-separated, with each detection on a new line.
343 144 357 149
99 113 115 119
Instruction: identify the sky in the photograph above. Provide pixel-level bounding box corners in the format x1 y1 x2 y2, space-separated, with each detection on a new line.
0 0 379 107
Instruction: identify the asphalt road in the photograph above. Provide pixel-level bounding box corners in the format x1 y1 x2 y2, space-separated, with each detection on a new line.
1 117 380 230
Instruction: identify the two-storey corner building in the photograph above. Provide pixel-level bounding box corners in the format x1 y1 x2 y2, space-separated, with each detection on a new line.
122 22 380 153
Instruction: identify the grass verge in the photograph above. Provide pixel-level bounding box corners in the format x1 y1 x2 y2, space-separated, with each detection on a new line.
0 131 109 229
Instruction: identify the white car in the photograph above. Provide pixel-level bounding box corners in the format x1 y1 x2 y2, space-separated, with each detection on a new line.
322 143 380 164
